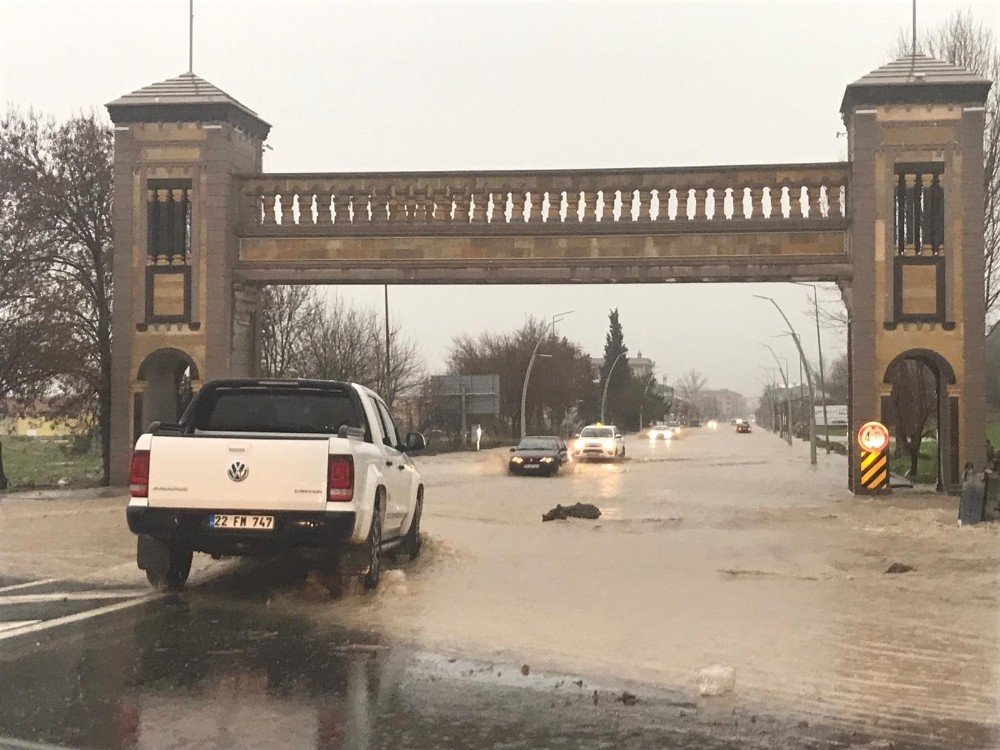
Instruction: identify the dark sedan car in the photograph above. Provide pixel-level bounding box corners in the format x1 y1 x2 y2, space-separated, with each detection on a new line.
736 420 752 434
508 436 568 476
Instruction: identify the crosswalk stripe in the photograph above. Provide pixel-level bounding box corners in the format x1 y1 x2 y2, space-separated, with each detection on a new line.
0 590 147 606
0 593 162 643
0 734 80 749
0 621 41 633
0 579 58 594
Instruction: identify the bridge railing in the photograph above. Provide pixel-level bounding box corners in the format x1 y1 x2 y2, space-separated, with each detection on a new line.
237 163 848 235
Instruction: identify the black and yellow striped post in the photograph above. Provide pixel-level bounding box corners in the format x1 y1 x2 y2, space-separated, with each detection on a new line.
857 421 890 494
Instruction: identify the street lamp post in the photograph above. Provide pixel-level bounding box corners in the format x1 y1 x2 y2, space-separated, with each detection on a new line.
520 311 573 439
600 352 626 424
755 295 817 465
638 372 657 431
794 282 830 453
760 343 793 446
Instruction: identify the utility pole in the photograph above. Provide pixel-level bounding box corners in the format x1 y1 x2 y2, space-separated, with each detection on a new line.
188 0 194 73
384 285 391 401
756 295 818 465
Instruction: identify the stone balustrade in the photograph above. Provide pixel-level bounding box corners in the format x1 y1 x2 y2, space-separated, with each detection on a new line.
237 163 848 236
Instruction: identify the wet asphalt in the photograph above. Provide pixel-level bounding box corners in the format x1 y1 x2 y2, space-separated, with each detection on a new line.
0 559 940 750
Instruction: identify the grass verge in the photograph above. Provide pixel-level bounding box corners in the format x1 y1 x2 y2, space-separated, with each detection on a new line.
0 436 103 490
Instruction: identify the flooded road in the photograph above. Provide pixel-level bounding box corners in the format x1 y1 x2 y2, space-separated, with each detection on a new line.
0 427 997 748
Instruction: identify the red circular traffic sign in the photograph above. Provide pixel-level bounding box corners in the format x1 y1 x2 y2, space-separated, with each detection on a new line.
857 421 890 452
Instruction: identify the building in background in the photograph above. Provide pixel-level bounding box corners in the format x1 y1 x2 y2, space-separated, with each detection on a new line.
589 353 655 381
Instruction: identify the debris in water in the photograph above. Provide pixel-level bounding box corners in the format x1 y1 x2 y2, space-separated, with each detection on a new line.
592 690 599 705
542 502 602 522
884 562 914 574
698 665 736 696
617 691 638 705
520 664 530 676
573 679 584 688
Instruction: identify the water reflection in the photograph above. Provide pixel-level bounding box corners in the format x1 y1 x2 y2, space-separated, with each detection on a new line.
0 594 394 750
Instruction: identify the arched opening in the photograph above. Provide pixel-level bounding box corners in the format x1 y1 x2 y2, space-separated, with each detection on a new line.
134 348 200 440
882 349 958 491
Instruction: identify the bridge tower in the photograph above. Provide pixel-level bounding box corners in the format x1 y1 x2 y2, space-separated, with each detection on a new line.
106 74 269 484
842 55 991 492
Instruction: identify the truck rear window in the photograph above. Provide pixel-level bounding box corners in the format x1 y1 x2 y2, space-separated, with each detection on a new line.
192 388 363 435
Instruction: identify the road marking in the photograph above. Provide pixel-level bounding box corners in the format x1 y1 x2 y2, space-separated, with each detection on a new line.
0 736 79 750
0 592 163 643
0 621 41 633
0 579 58 594
0 590 148 605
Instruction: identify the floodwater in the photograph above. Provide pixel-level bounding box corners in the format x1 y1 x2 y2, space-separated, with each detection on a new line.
322 428 999 748
0 427 997 748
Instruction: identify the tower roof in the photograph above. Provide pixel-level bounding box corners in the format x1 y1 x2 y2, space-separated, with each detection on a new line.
107 72 270 139
841 54 991 114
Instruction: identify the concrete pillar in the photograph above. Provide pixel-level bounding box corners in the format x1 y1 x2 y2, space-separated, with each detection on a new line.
105 74 270 484
842 55 992 492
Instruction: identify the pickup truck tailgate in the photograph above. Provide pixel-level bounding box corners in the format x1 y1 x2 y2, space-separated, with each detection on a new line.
147 435 330 511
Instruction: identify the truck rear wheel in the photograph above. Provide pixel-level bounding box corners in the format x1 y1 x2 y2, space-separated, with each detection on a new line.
362 496 384 591
145 544 192 591
398 494 423 561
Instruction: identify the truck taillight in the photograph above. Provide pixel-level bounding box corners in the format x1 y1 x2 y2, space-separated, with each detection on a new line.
327 455 354 502
129 450 150 498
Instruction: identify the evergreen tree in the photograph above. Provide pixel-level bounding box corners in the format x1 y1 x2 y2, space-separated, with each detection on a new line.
600 309 631 423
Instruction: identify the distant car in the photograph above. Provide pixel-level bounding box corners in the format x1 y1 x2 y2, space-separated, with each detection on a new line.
736 420 752 434
648 422 673 441
573 424 625 461
690 418 702 427
508 436 568 476
706 419 718 429
667 420 682 438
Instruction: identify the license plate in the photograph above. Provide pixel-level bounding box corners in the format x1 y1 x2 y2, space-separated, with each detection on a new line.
523 464 540 470
210 514 274 531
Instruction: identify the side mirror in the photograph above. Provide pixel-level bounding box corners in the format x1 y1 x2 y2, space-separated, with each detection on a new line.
509 447 516 453
404 431 426 453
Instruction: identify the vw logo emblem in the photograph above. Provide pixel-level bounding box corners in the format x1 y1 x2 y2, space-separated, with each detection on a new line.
227 461 249 482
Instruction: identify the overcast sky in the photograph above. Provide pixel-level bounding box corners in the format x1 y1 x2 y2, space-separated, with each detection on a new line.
3 1 998 398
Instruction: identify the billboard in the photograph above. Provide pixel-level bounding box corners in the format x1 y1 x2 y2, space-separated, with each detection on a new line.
431 375 501 416
816 404 848 426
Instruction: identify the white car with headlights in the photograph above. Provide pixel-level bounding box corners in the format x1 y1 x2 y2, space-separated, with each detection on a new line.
126 378 425 592
572 424 625 461
648 422 673 440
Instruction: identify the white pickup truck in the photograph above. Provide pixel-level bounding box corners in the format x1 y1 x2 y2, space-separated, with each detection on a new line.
126 379 426 591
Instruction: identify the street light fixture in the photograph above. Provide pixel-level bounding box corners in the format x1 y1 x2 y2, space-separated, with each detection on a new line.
600 351 626 424
755 294 818 465
520 311 573 438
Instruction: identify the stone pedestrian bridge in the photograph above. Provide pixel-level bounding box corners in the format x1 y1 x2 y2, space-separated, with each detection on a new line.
106 54 991 492
234 164 849 285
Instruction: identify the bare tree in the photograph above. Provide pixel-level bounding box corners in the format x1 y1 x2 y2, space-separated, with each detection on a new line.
259 288 425 405
675 370 708 417
896 10 1000 331
447 319 593 436
886 359 939 479
0 109 114 480
258 285 323 378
